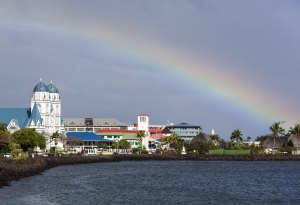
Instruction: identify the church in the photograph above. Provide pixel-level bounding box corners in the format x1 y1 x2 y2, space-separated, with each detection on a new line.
0 80 65 149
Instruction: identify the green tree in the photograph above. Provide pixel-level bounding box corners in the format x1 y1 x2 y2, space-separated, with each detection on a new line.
187 139 213 154
230 129 243 142
0 130 12 154
210 134 220 146
0 122 11 154
269 121 285 137
289 124 300 136
161 134 180 149
0 122 7 132
12 128 46 152
136 131 145 147
112 139 131 149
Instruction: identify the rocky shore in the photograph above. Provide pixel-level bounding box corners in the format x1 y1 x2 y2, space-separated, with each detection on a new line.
1 154 300 188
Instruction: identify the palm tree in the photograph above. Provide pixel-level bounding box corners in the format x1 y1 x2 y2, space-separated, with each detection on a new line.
269 121 285 137
269 121 285 152
289 124 300 136
136 131 145 153
230 129 243 142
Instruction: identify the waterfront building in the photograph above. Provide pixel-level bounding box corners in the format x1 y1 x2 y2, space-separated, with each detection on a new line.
96 129 139 148
0 80 65 150
64 118 127 133
163 123 202 141
66 132 112 154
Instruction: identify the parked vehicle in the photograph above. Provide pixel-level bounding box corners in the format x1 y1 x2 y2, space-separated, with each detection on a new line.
3 153 11 158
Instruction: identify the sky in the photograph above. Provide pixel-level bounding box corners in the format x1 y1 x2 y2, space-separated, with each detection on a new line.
0 0 300 139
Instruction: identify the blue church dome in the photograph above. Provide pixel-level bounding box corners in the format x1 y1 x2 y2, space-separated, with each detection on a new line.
47 84 59 93
33 82 47 92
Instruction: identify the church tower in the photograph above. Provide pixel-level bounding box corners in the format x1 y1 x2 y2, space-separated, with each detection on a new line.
29 80 64 136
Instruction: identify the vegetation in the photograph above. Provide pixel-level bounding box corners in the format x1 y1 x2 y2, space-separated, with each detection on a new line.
112 139 131 149
210 134 220 146
136 131 145 147
289 124 300 136
0 122 12 155
230 129 243 142
12 128 46 152
269 121 285 137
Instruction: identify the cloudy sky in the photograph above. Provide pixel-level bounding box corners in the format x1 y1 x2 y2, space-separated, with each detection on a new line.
0 0 299 139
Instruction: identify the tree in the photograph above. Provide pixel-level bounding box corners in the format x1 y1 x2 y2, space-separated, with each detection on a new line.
0 130 12 154
0 122 11 154
289 124 300 136
12 128 46 152
136 131 145 145
269 121 285 137
210 134 220 146
112 139 131 149
230 129 243 142
187 139 213 154
161 134 180 149
0 122 7 132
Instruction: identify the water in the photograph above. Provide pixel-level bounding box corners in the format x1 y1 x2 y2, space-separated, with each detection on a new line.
0 161 300 204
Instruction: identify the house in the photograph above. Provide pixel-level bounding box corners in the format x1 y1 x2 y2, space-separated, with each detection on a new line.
96 129 139 148
261 136 288 154
66 132 112 154
163 122 202 141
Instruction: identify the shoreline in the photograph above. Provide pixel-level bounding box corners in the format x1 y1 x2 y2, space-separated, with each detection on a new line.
1 154 300 188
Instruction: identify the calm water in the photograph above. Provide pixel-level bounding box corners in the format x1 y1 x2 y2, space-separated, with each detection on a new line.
0 161 300 204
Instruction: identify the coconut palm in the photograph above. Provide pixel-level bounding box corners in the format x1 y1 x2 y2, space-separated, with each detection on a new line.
289 124 300 136
230 129 243 142
269 121 285 137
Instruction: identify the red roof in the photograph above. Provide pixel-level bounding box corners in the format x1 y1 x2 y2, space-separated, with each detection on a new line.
96 129 138 134
138 114 149 116
149 129 163 133
150 133 165 139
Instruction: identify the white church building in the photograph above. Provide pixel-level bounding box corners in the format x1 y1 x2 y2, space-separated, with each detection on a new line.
0 80 65 150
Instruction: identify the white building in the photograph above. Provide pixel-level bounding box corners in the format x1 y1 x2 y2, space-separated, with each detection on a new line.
0 80 65 150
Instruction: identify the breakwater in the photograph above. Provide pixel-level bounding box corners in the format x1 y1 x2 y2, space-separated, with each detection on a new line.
1 154 300 188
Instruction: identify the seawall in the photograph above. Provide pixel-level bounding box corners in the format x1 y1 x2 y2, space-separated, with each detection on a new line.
1 154 300 188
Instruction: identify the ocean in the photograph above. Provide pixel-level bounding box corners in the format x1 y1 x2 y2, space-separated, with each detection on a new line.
0 161 299 204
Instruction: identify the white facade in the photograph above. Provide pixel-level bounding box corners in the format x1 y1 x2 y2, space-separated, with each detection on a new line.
28 81 65 140
138 114 151 150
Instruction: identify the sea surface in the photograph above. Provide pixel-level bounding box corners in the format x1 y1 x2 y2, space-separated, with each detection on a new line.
0 161 300 205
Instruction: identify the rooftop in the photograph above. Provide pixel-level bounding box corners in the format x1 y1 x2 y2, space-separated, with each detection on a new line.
66 132 113 142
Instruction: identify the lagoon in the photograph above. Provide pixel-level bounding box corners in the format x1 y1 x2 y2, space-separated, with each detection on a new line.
0 161 299 204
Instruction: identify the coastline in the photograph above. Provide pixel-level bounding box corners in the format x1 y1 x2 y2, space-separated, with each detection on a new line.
1 154 300 188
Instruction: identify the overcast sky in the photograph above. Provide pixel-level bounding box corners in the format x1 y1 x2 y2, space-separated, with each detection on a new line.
0 0 300 139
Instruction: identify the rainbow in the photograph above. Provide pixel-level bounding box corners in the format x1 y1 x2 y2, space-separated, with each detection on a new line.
2 8 299 128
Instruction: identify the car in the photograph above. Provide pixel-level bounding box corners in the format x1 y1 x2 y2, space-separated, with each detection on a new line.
3 153 11 158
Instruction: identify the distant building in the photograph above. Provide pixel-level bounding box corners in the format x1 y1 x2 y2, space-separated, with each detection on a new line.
64 118 127 133
96 129 139 148
163 123 202 141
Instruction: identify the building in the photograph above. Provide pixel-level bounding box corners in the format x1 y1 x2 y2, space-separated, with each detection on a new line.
64 118 127 133
66 132 112 154
0 80 65 149
96 129 139 148
163 123 202 141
